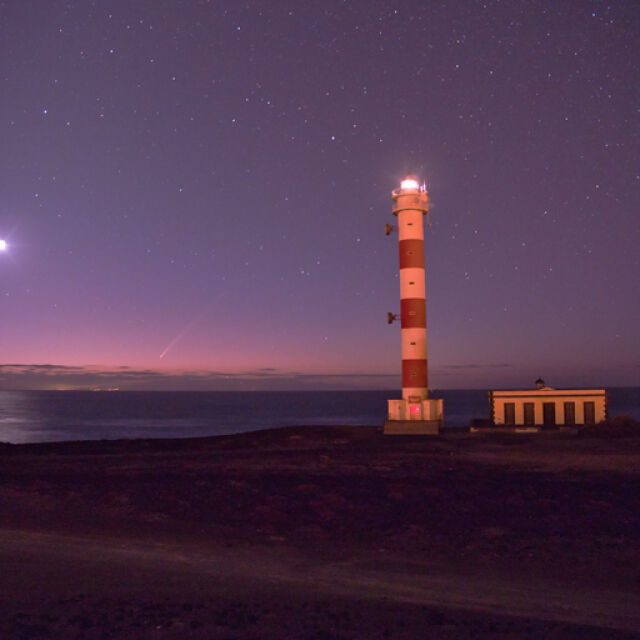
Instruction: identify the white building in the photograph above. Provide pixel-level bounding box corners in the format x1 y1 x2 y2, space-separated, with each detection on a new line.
489 379 607 427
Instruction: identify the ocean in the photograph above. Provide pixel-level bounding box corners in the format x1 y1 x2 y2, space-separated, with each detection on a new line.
0 387 638 444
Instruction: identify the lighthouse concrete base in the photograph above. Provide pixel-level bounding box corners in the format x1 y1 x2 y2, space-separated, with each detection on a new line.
383 419 440 435
384 397 443 435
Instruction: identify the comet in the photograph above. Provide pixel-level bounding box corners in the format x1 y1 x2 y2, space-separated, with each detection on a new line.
159 314 205 359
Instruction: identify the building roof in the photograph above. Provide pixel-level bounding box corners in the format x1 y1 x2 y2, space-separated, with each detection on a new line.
490 388 606 398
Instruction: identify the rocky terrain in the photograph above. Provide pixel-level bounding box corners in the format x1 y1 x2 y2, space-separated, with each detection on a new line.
1 424 639 638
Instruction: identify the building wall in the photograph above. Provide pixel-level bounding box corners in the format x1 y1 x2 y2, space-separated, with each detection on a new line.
490 389 606 426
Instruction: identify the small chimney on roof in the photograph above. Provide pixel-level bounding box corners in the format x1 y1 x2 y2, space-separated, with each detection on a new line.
535 378 545 390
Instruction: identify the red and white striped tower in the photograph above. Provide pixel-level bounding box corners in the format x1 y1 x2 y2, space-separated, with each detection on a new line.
384 175 443 435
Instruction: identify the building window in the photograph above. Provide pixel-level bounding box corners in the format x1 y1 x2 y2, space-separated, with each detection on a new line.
504 403 515 425
409 281 415 285
564 402 576 425
409 341 416 345
523 402 535 425
584 401 595 425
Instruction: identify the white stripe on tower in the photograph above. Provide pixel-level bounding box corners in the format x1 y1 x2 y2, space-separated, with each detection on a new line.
393 177 429 402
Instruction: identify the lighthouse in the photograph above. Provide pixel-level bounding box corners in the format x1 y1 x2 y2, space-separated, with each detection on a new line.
384 175 443 435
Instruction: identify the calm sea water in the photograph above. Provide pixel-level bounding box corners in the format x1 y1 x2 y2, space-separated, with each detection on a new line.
0 388 638 444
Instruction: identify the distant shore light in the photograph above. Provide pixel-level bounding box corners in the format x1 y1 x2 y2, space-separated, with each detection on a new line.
400 178 419 190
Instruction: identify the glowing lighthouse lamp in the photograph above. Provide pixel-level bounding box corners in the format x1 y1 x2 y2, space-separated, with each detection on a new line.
384 175 443 435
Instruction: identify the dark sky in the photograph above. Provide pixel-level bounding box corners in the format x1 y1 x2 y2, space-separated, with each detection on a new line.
1 1 638 391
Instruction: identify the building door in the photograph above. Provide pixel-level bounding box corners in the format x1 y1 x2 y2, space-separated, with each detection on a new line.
564 402 576 425
584 401 595 425
523 402 535 425
504 403 515 425
543 402 556 426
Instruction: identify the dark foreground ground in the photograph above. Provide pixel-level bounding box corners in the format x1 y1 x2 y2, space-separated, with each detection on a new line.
1 424 639 639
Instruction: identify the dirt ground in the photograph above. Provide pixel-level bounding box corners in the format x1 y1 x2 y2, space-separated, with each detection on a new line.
1 425 639 638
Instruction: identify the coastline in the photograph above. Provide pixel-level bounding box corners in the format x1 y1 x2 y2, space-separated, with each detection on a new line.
1 425 639 638
2 387 638 445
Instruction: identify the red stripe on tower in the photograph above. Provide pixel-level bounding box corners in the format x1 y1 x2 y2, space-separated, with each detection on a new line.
398 239 425 269
400 299 426 328
402 359 428 389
